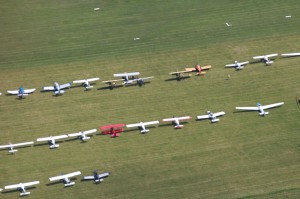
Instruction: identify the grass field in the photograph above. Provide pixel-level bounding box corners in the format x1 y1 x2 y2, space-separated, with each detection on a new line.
0 0 300 198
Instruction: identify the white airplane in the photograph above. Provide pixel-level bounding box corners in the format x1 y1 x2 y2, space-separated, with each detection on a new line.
113 72 140 85
7 87 36 99
126 121 159 133
83 171 110 183
36 135 68 149
197 111 226 123
68 129 97 141
42 82 72 95
4 181 40 196
281 52 300 57
162 116 192 129
169 70 192 81
49 171 81 187
126 76 154 86
225 61 249 70
236 102 284 116
73 77 100 90
253 53 278 65
0 141 34 154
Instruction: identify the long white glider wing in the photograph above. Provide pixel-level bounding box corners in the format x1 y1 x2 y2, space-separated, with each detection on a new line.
261 102 284 110
7 89 36 95
0 141 34 149
127 121 159 128
225 64 236 67
266 53 278 58
37 135 68 142
97 172 110 179
281 53 300 57
83 176 94 180
5 181 40 190
49 171 81 181
235 106 259 111
163 116 191 122
196 115 210 120
60 83 72 90
42 86 55 91
68 129 97 137
73 77 100 84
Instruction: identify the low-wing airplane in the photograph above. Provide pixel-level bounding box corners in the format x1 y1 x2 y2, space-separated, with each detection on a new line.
42 82 72 95
114 72 140 85
236 102 284 116
102 79 124 89
49 171 81 187
83 171 110 183
36 135 68 149
197 111 226 123
73 77 100 90
68 129 97 141
169 70 192 81
100 124 125 138
124 76 154 86
126 121 159 133
253 53 278 65
185 64 212 75
7 87 36 99
0 141 34 154
225 61 249 70
4 181 40 196
281 52 300 57
162 116 192 129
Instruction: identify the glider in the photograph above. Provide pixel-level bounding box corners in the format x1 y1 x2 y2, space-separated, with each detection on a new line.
225 61 249 70
162 116 192 129
236 102 284 116
4 181 40 196
197 111 225 123
42 82 72 95
49 171 81 187
126 121 159 133
68 129 97 141
36 135 68 149
281 52 300 57
73 77 100 90
253 53 278 65
0 141 34 154
83 171 110 183
7 87 36 99
185 64 212 76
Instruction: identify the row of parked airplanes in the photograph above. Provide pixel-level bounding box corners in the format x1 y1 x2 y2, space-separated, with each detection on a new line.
1 52 299 98
0 170 110 196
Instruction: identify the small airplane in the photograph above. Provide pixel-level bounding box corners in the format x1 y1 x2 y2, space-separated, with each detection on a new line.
236 102 284 116
281 52 300 57
125 76 154 86
73 77 100 90
114 72 140 85
225 61 249 70
102 79 124 89
49 171 81 187
0 141 34 154
169 70 192 81
185 64 212 76
83 171 110 183
197 111 226 123
7 87 36 99
4 181 40 196
36 135 68 149
126 121 159 133
68 129 97 141
253 53 278 65
162 116 192 129
42 82 72 95
100 124 125 138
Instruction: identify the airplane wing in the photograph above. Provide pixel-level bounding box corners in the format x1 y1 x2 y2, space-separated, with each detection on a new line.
266 53 278 58
235 106 259 111
177 116 192 121
213 111 226 117
37 135 68 142
281 53 300 57
73 77 100 84
185 68 196 72
83 176 94 180
253 55 265 59
142 121 159 126
196 115 210 120
83 129 97 135
97 172 110 178
11 141 34 147
139 76 154 81
86 77 100 82
240 61 249 65
64 171 82 178
162 118 177 122
52 135 68 140
261 102 284 110
114 72 140 77
225 64 236 67
67 132 82 137
49 171 81 181
126 123 142 128
7 90 19 95
24 89 36 94
42 86 55 91
5 181 40 189
127 121 159 128
163 116 191 122
0 144 11 149
22 181 40 187
60 83 72 90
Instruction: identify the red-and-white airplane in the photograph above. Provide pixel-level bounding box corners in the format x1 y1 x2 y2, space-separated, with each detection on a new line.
4 181 40 196
0 141 34 154
126 121 159 133
49 171 81 187
68 129 97 141
73 77 100 90
253 53 278 65
162 116 192 129
185 64 212 75
36 135 68 149
197 111 225 123
225 61 249 70
236 102 284 116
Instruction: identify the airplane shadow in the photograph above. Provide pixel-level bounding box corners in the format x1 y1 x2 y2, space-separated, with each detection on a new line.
46 181 62 187
97 85 123 90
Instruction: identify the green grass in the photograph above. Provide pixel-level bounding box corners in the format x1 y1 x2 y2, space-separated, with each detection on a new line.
0 0 300 199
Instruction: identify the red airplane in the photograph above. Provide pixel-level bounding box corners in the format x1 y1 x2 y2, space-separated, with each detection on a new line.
185 64 212 76
100 124 125 138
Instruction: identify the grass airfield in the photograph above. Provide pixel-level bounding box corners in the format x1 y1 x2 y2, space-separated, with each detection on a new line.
0 0 300 198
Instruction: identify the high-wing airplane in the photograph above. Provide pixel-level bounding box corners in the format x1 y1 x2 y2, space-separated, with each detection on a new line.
68 129 97 141
4 181 40 196
42 82 72 95
225 61 249 70
281 52 300 57
197 111 226 123
83 171 110 183
126 121 159 133
36 135 68 149
169 70 192 81
162 116 192 129
124 76 154 86
49 171 81 187
185 64 212 75
100 124 125 138
236 102 284 116
73 77 100 90
253 53 278 65
0 141 34 154
7 87 36 99
102 79 124 89
114 72 140 85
